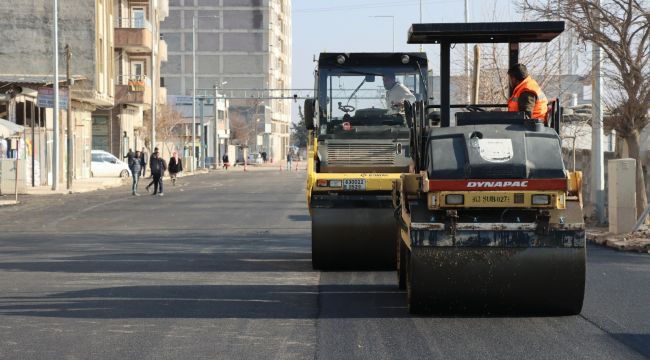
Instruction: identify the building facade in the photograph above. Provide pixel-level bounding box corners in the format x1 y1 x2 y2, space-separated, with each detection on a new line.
161 0 291 162
92 0 169 159
0 0 115 186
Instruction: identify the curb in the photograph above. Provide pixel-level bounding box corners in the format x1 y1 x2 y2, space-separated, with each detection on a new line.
0 199 19 206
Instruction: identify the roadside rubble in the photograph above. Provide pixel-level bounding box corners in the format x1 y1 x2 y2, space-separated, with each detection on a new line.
587 228 650 253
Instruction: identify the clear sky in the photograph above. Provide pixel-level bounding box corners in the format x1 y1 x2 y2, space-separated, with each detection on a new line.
289 0 517 122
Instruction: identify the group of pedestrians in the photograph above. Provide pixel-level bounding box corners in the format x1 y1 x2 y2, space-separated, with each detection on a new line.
126 147 183 197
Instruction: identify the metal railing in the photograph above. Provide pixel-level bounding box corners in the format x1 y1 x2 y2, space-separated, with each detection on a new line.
115 17 152 30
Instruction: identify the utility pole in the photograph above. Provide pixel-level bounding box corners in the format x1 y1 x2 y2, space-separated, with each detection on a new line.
213 84 219 169
52 0 60 191
591 0 605 224
471 45 480 104
151 5 157 153
192 15 197 172
65 44 73 190
464 0 470 103
199 97 205 168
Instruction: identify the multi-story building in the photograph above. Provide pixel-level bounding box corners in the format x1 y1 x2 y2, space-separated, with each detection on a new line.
0 0 115 185
92 0 169 158
161 0 292 162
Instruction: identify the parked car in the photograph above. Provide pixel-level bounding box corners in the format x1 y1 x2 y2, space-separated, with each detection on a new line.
91 150 131 178
247 152 264 165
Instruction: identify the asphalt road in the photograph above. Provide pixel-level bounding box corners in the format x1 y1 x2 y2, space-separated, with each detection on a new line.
0 170 648 360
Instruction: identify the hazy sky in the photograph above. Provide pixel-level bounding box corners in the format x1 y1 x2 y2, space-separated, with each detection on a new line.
289 0 517 122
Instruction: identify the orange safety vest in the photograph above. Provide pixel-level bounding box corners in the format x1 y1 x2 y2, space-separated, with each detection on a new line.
507 76 548 121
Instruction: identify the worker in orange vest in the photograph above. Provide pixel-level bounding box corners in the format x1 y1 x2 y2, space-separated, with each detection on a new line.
507 63 548 121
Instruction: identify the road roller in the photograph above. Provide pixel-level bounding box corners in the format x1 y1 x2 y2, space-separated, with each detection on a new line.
394 21 586 314
303 52 429 269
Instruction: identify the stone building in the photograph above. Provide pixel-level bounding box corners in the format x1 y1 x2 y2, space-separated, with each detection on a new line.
92 0 169 159
0 0 115 186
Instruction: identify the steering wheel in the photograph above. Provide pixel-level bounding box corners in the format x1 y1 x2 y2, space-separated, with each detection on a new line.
465 105 487 112
338 103 356 113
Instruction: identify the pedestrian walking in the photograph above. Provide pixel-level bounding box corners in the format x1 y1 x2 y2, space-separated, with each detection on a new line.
168 151 183 186
124 148 134 162
222 153 230 170
287 152 293 171
128 150 144 196
147 151 167 196
149 147 159 178
140 147 148 177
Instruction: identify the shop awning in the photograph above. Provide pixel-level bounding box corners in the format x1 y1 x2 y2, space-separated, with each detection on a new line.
0 118 24 138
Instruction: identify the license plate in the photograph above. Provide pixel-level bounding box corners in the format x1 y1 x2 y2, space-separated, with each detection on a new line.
343 179 366 190
469 194 511 206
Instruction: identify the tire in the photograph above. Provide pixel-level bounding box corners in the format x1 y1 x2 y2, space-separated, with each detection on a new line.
120 170 130 178
406 248 425 314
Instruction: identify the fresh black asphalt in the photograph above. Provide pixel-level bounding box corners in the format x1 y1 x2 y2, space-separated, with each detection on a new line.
0 170 648 359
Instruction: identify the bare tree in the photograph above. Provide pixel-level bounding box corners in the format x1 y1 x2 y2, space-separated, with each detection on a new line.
291 105 308 149
524 0 650 218
156 104 184 156
229 112 252 146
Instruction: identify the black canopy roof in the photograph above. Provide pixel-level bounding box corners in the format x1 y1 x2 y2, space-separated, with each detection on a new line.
318 52 427 67
407 21 564 44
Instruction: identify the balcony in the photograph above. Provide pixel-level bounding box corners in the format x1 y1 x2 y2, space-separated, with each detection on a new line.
158 39 168 62
114 18 153 53
115 75 152 107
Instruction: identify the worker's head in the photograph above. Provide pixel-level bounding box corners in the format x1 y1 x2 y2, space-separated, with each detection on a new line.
382 72 397 90
507 63 529 88
154 147 159 152
153 151 159 158
135 150 141 157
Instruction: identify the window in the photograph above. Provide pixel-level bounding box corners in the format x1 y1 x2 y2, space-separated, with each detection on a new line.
131 7 146 28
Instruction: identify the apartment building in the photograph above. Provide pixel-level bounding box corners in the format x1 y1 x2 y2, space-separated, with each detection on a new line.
0 0 115 185
161 0 292 162
92 0 169 158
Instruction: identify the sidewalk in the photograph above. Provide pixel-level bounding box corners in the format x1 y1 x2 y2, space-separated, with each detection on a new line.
1 165 305 203
20 177 127 195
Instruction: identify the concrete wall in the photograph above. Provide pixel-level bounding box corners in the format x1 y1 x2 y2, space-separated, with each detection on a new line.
0 0 96 87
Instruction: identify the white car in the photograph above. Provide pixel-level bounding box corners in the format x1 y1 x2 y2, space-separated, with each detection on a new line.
91 150 131 178
247 152 264 165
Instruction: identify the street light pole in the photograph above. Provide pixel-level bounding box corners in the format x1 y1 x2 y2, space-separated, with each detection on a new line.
192 15 197 172
52 0 60 191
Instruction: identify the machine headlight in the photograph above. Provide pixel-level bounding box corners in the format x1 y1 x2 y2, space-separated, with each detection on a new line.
532 194 551 205
446 194 464 205
329 180 342 187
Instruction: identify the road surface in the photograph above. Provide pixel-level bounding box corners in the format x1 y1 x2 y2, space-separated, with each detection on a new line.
0 170 648 359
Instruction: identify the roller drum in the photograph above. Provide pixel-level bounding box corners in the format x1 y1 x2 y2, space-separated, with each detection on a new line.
407 246 586 315
311 207 397 270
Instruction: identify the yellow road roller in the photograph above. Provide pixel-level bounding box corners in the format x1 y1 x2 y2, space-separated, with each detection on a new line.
303 52 429 269
394 21 586 314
